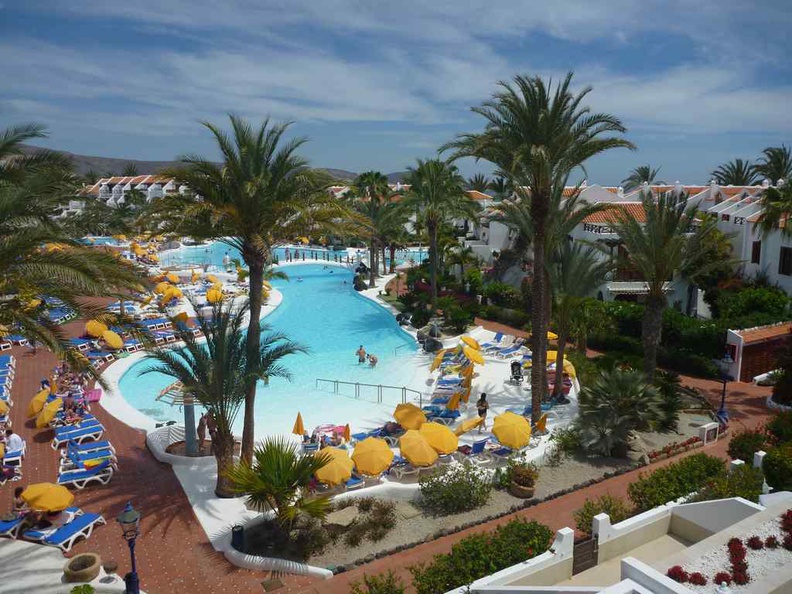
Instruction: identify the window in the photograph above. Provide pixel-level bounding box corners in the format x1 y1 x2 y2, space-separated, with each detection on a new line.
751 241 761 264
779 246 792 276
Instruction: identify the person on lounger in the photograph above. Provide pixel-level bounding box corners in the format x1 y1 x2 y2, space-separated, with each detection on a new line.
12 487 28 515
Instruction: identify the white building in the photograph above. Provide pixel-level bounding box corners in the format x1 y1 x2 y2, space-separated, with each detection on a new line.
74 175 188 209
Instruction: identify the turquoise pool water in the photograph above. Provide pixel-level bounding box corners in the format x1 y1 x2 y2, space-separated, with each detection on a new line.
118 264 426 436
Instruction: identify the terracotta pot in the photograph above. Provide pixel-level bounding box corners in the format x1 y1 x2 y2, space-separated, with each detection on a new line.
64 553 102 583
509 481 535 498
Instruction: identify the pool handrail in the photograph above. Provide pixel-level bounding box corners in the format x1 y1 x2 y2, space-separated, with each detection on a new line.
314 378 425 406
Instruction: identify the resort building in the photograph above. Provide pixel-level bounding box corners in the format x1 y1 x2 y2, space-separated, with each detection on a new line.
75 175 189 206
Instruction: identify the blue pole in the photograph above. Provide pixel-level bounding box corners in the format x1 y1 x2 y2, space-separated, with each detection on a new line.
125 538 140 594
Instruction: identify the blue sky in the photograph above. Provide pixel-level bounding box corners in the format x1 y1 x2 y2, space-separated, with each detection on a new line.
2 1 791 183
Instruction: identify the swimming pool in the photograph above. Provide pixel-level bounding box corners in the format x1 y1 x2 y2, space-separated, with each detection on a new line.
159 240 428 270
117 264 430 437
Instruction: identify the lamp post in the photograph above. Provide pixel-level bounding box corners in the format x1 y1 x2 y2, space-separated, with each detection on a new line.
714 351 735 424
117 501 141 594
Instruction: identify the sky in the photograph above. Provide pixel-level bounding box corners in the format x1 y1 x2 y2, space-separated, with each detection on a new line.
1 1 791 184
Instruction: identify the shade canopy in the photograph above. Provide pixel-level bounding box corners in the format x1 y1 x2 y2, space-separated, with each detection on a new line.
393 403 426 430
154 282 170 295
35 398 62 429
547 331 559 340
463 346 484 365
85 320 107 338
155 381 195 406
27 388 50 418
314 447 353 486
351 437 393 475
461 336 480 350
22 483 74 512
292 412 305 436
166 272 180 284
206 288 223 304
419 422 458 455
102 330 124 350
398 430 438 467
492 411 531 449
206 274 219 284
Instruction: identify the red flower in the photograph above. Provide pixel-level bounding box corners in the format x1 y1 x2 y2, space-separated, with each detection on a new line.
766 535 780 549
689 572 707 586
713 571 732 586
733 570 750 585
747 535 764 550
666 565 689 583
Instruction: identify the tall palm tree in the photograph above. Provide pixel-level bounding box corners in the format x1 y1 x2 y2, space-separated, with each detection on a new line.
143 300 306 497
467 173 490 192
621 164 664 193
444 73 633 422
488 176 513 201
756 182 792 237
609 191 721 379
445 244 478 278
711 158 759 186
152 115 350 463
353 171 392 287
754 145 792 184
122 162 139 177
401 159 479 311
548 242 610 397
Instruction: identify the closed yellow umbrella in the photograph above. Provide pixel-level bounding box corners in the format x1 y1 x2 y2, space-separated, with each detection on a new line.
206 288 223 304
191 270 201 283
0 400 9 415
166 272 180 284
399 430 438 467
547 331 559 340
0 325 7 337
419 422 458 455
36 398 62 428
22 483 74 512
85 320 107 338
314 447 353 486
28 388 50 417
446 391 462 411
343 424 351 443
461 336 480 350
154 282 170 295
393 403 426 430
352 437 393 475
430 349 446 372
463 346 484 365
292 412 305 436
102 330 124 350
492 411 532 449
454 416 484 436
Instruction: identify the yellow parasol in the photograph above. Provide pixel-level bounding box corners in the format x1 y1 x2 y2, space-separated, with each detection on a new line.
314 447 353 486
430 349 446 372
206 274 219 284
141 295 153 306
206 288 223 304
419 422 458 455
463 346 484 365
492 411 532 449
174 312 189 323
398 430 438 467
292 412 305 436
343 424 351 443
154 282 170 295
547 331 559 340
49 374 57 395
28 388 50 417
446 391 462 411
102 330 124 350
262 280 272 290
351 437 393 475
0 400 8 415
21 483 74 512
166 272 180 284
0 324 7 338
35 398 62 429
85 320 107 338
191 270 201 283
454 416 484 436
393 403 426 430
461 336 480 350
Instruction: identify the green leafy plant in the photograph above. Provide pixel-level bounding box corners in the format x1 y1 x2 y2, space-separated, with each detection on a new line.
70 586 95 594
350 571 405 594
545 425 582 466
419 462 492 515
511 463 539 488
691 464 765 503
492 456 521 490
767 412 792 445
627 454 726 512
763 444 792 491
573 495 632 536
727 429 767 463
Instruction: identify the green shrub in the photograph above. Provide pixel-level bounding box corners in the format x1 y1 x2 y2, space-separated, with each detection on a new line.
545 425 582 466
565 351 601 389
763 445 792 491
409 519 553 594
653 371 685 432
350 571 405 594
70 587 95 594
717 286 790 324
492 457 522 490
573 495 632 535
410 308 431 329
483 281 521 308
767 412 792 445
691 464 765 503
464 269 484 295
445 305 475 333
627 454 726 511
479 304 530 328
419 462 492 515
727 429 768 462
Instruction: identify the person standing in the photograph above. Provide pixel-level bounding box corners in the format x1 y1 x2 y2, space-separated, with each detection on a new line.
476 393 489 433
356 345 366 364
197 413 207 453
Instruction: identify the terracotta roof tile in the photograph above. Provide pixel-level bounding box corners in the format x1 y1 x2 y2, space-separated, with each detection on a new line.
466 190 491 201
738 322 792 345
582 203 645 224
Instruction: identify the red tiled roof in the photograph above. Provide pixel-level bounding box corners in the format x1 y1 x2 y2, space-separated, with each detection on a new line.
737 322 792 345
582 203 645 224
466 190 491 201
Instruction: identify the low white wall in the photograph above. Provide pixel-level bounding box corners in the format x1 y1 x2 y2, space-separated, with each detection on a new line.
620 558 693 594
593 507 673 564
669 497 763 542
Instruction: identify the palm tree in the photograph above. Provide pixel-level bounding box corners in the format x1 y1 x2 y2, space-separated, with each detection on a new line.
609 191 721 379
226 437 332 531
445 244 478 279
444 73 633 423
488 176 513 201
122 162 139 177
548 242 610 397
757 182 792 237
401 159 479 311
467 173 490 192
711 158 759 186
152 115 349 463
143 300 306 497
754 145 792 184
621 165 664 192
353 171 392 287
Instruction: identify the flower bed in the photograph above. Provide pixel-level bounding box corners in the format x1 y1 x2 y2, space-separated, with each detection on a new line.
666 509 792 591
646 437 702 462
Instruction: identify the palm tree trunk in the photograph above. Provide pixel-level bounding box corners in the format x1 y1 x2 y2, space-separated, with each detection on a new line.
428 221 439 311
184 402 198 456
552 331 568 399
381 245 388 275
642 295 665 381
530 225 548 424
368 241 376 288
242 257 265 464
389 244 397 274
213 429 236 498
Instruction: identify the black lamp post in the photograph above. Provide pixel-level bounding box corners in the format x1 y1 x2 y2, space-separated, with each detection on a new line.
714 351 735 424
117 501 141 594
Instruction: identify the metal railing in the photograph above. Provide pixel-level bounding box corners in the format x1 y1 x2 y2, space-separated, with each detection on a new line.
315 378 424 406
393 342 412 356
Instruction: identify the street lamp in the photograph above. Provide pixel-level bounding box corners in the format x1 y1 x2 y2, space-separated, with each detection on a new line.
714 351 735 424
117 501 141 594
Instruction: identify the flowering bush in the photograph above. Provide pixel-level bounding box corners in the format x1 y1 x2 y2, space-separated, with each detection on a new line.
419 461 492 515
746 535 764 550
688 572 707 586
666 565 688 583
733 570 750 585
766 535 780 549
781 509 792 534
727 429 767 463
784 533 792 551
713 571 732 585
511 463 539 488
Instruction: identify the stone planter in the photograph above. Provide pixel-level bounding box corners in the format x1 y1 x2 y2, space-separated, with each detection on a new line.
509 481 535 499
64 553 102 583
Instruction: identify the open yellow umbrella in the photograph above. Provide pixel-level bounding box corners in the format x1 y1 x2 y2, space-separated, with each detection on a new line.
419 422 458 455
461 336 480 350
352 437 393 475
206 288 223 304
36 398 62 428
154 282 170 295
28 388 50 418
547 331 559 340
166 272 180 284
393 403 426 430
454 416 484 436
314 447 353 486
0 400 9 415
446 391 462 411
430 349 447 372
102 330 124 350
292 412 305 436
399 430 438 467
22 483 74 512
463 346 484 365
492 411 532 449
206 274 219 284
85 320 107 338
174 312 189 323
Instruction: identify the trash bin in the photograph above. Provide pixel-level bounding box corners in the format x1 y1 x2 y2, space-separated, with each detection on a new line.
231 525 244 551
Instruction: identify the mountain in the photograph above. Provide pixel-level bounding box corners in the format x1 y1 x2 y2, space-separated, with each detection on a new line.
20 144 406 183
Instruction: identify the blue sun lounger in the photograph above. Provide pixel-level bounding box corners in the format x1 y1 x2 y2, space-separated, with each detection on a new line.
426 409 461 426
21 507 82 543
0 516 24 538
66 440 114 455
41 512 106 552
51 424 104 449
57 460 116 490
60 446 116 472
480 332 504 350
53 417 100 436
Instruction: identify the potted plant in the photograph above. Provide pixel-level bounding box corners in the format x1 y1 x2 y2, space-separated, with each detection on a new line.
63 553 102 583
509 463 539 498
